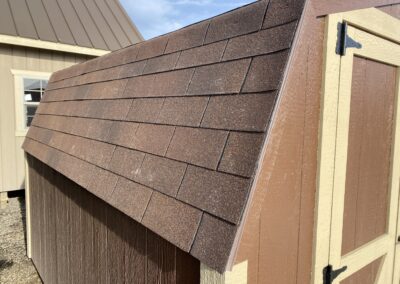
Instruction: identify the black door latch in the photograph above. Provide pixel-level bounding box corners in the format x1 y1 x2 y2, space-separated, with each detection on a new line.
323 264 347 284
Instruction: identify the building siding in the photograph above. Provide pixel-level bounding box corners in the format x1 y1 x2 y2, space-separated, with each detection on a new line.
27 155 200 284
0 44 91 192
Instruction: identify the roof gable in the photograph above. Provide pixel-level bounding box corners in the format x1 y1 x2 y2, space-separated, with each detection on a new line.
0 0 142 51
23 0 305 272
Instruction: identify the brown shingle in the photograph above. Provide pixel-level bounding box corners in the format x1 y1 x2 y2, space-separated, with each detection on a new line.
124 69 194 98
126 98 165 123
121 45 140 64
97 49 126 70
109 177 153 221
85 119 113 142
87 167 119 202
204 1 268 44
108 147 145 180
263 0 304 29
178 166 250 223
85 80 127 99
219 132 264 177
201 93 276 131
62 156 97 189
107 121 139 148
72 85 92 100
157 97 209 127
86 100 107 118
166 127 228 169
142 192 202 251
132 124 175 156
242 50 289 93
70 137 115 169
142 52 180 74
136 36 169 61
135 155 186 197
187 59 250 96
165 21 209 53
85 67 122 84
176 40 227 69
223 21 297 61
190 214 237 273
118 60 147 79
101 99 133 120
70 117 89 137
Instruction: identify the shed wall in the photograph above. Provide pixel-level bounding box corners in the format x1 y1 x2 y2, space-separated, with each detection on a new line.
235 2 400 284
0 45 90 193
27 155 200 284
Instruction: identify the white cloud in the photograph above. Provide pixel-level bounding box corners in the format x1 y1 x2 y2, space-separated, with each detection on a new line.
120 0 253 39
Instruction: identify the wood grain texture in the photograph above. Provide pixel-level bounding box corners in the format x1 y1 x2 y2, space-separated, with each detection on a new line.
342 57 396 255
28 155 200 284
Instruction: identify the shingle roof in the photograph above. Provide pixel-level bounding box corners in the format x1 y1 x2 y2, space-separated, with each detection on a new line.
23 0 305 272
0 0 142 51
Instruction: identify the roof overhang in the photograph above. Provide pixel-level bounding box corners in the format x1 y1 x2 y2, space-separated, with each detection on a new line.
0 34 110 57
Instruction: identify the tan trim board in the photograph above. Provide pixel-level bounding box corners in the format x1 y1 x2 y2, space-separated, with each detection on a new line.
341 8 400 44
200 261 247 284
0 35 110 56
25 154 31 258
312 12 342 284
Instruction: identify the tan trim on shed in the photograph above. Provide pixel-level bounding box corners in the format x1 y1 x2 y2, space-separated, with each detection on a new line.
0 35 110 56
200 261 248 284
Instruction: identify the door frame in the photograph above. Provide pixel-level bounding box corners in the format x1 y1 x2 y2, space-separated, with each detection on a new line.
313 8 400 284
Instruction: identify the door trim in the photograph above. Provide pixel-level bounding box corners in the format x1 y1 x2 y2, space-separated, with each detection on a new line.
313 8 400 284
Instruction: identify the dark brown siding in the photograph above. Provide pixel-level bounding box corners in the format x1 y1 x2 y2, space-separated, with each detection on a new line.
27 155 200 284
234 1 400 284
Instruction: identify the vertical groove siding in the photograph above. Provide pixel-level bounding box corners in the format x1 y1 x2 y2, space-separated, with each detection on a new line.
27 155 200 284
0 44 90 193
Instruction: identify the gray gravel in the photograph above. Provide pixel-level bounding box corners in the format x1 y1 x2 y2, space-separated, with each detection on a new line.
0 196 42 284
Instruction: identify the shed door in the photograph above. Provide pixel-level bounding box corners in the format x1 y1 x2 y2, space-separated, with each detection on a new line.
314 9 400 284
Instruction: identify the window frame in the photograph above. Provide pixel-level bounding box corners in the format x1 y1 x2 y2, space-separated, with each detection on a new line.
11 70 51 136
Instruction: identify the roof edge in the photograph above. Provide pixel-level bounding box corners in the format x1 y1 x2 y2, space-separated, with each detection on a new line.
226 0 310 272
113 0 144 41
0 34 110 56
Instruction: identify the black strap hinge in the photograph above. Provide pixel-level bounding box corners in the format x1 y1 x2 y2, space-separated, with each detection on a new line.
336 22 362 56
323 264 347 284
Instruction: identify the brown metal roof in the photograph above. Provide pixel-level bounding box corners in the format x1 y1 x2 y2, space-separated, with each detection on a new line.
23 0 306 272
0 0 142 50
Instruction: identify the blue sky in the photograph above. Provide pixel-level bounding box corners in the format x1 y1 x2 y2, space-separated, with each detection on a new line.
120 0 253 39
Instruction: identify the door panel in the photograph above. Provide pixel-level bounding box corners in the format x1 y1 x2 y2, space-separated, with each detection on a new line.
314 9 400 284
341 57 396 256
329 25 400 284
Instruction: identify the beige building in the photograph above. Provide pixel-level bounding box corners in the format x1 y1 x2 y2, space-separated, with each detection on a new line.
0 0 142 201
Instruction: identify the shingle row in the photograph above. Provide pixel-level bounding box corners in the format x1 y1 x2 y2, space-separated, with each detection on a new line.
46 22 295 94
38 92 276 132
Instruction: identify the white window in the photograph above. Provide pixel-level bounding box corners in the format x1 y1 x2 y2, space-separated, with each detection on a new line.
12 70 51 136
23 78 48 127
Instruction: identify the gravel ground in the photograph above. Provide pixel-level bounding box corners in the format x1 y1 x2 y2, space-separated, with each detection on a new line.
0 196 42 284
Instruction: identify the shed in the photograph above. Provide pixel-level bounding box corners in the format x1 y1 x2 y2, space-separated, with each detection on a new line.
23 0 400 283
0 0 142 201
